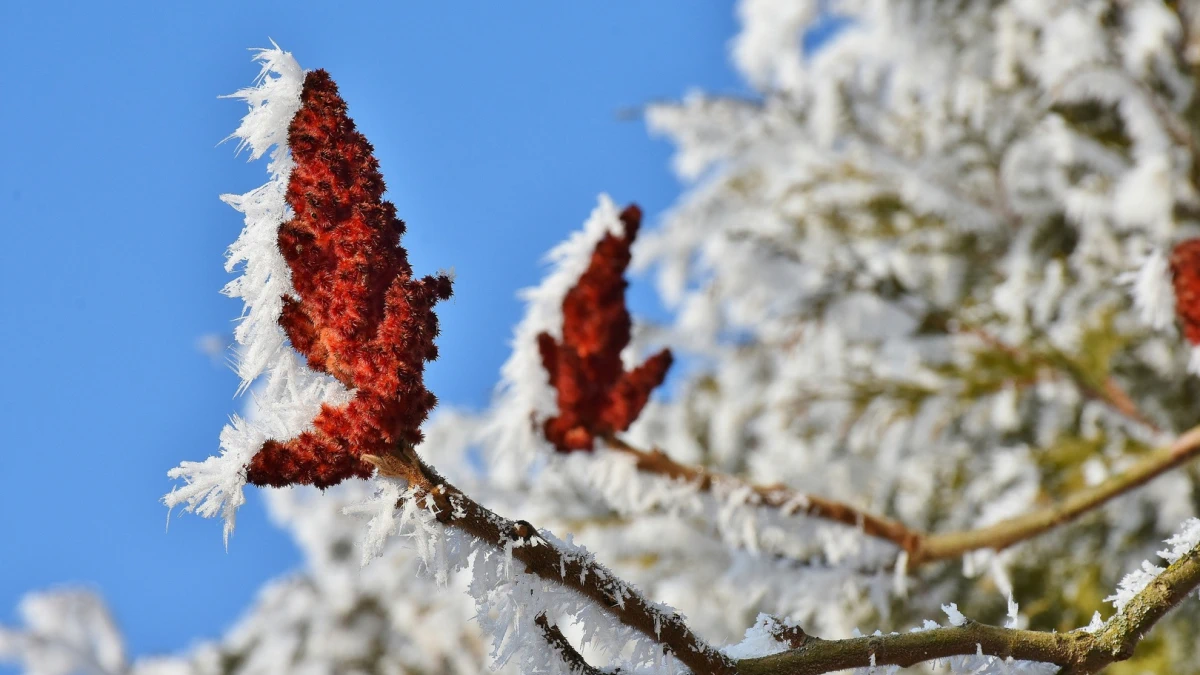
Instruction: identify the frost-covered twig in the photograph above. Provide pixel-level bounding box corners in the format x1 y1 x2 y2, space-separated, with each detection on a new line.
958 324 1161 434
914 424 1200 564
602 424 1200 567
533 614 603 675
738 531 1200 674
363 449 736 675
600 434 923 555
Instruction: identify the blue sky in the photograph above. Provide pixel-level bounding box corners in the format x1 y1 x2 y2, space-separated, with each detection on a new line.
0 0 746 663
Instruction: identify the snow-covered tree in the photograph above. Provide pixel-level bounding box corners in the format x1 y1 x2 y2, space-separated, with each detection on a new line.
7 1 1200 673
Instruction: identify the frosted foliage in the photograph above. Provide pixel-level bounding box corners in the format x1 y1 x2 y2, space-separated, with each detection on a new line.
164 45 354 544
0 591 126 675
1122 247 1178 331
731 0 817 91
603 0 1200 668
602 0 1200 646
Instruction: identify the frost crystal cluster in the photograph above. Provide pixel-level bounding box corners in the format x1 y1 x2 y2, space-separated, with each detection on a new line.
9 1 1200 674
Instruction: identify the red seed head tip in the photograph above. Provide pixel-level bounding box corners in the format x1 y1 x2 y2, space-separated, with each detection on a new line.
538 202 672 453
619 204 642 242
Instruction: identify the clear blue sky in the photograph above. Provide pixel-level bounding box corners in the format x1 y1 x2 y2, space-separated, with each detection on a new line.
0 0 746 663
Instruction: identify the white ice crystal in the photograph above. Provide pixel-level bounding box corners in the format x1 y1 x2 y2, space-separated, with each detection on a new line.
941 603 967 627
721 614 800 659
164 44 354 544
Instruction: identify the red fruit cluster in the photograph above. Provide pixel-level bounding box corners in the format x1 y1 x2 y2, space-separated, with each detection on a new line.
1172 238 1200 346
538 205 673 452
246 70 453 488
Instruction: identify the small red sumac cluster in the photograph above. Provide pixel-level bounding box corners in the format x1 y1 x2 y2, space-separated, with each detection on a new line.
538 205 674 452
247 70 453 488
1171 239 1200 346
239 68 665 483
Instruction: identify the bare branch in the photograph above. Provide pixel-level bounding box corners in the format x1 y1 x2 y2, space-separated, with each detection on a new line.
915 425 1200 563
600 433 923 553
602 425 1200 567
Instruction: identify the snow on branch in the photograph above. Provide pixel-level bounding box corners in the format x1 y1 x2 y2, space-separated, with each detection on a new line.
350 443 1200 675
735 524 1200 674
1107 517 1200 612
594 424 1200 570
359 449 734 675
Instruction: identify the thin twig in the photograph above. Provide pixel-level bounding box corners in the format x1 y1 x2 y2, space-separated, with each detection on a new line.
914 425 1200 563
955 325 1159 434
602 425 1200 566
534 614 603 675
600 434 923 553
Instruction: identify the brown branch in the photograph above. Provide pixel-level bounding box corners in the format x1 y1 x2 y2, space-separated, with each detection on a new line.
600 434 923 553
363 448 736 675
534 614 603 675
914 425 1200 564
601 425 1200 567
738 537 1200 675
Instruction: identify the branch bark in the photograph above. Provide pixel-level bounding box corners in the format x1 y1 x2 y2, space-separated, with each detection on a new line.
602 425 1200 567
534 614 603 675
601 434 923 553
913 425 1200 563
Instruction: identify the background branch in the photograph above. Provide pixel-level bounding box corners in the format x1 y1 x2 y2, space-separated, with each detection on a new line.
603 425 1200 566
